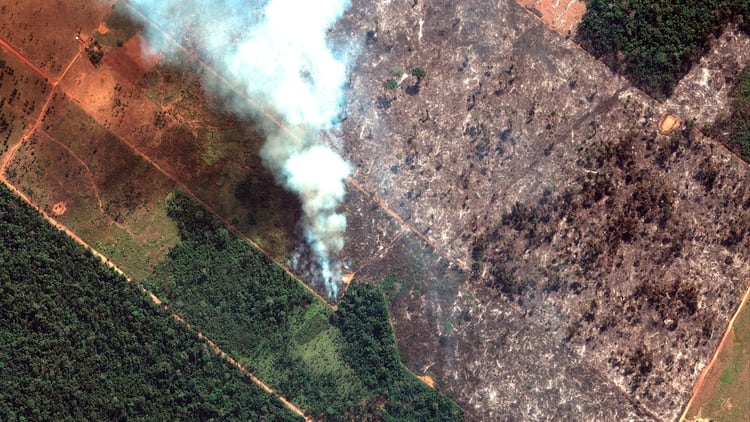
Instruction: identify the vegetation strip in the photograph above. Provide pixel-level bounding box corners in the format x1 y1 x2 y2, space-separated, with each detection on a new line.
143 191 463 420
576 0 750 98
0 26 310 419
0 182 300 421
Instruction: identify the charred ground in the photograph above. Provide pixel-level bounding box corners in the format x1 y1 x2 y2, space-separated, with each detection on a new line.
336 0 750 420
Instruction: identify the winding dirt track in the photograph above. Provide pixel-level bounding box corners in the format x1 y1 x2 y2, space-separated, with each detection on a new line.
0 29 310 422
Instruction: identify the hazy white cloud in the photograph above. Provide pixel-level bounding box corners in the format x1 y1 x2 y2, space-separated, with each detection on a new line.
129 0 353 297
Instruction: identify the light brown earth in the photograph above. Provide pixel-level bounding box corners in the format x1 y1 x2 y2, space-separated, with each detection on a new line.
515 0 586 36
51 201 67 216
417 374 436 388
658 114 682 135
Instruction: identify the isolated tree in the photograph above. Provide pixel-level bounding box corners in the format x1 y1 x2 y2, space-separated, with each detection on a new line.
411 67 426 82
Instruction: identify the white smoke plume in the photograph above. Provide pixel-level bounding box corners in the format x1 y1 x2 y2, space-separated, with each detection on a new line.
128 0 353 297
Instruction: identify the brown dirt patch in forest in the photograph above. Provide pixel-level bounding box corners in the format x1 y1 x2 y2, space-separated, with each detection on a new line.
51 201 67 216
658 113 682 135
417 374 435 389
515 0 586 35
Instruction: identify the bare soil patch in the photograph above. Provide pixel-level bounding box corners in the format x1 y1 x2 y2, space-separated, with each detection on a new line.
51 201 67 216
103 34 161 84
515 0 586 36
0 0 111 77
97 22 110 35
417 374 435 389
658 113 682 135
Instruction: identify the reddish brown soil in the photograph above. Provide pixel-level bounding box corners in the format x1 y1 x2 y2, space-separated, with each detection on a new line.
515 0 586 35
51 201 67 216
104 34 160 84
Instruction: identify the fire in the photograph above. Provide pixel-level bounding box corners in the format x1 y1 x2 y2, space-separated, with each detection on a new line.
342 272 354 285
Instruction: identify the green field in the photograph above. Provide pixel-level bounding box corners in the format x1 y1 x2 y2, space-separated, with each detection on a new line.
0 182 299 421
144 190 463 421
6 95 180 280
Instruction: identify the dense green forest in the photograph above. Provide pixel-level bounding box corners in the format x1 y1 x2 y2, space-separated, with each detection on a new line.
336 283 464 420
144 190 463 420
733 66 750 159
0 184 299 421
577 0 750 98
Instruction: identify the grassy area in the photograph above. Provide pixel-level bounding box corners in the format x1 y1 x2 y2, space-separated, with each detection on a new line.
0 54 49 156
144 190 463 420
6 96 180 279
685 294 750 421
0 182 299 421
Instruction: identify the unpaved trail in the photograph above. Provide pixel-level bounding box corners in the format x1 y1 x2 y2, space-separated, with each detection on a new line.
37 130 132 234
0 31 313 422
0 37 81 175
0 37 53 82
148 293 312 421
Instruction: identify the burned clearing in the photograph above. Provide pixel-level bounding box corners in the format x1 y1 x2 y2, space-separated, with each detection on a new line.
337 0 750 419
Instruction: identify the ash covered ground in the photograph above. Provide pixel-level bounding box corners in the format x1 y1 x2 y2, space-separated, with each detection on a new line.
332 0 750 420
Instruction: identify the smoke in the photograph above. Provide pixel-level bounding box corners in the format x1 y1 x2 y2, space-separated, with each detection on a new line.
128 0 353 297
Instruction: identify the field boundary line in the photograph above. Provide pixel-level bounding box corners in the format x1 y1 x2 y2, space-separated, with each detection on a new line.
679 278 750 421
0 29 312 421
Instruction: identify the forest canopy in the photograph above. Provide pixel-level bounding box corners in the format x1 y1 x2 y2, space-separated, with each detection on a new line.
576 0 750 98
144 190 463 421
0 184 299 421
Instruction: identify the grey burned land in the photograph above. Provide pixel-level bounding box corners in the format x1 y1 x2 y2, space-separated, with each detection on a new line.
335 0 750 420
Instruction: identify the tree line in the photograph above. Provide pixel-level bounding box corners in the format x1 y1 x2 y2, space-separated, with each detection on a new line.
0 183 299 421
577 0 750 98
